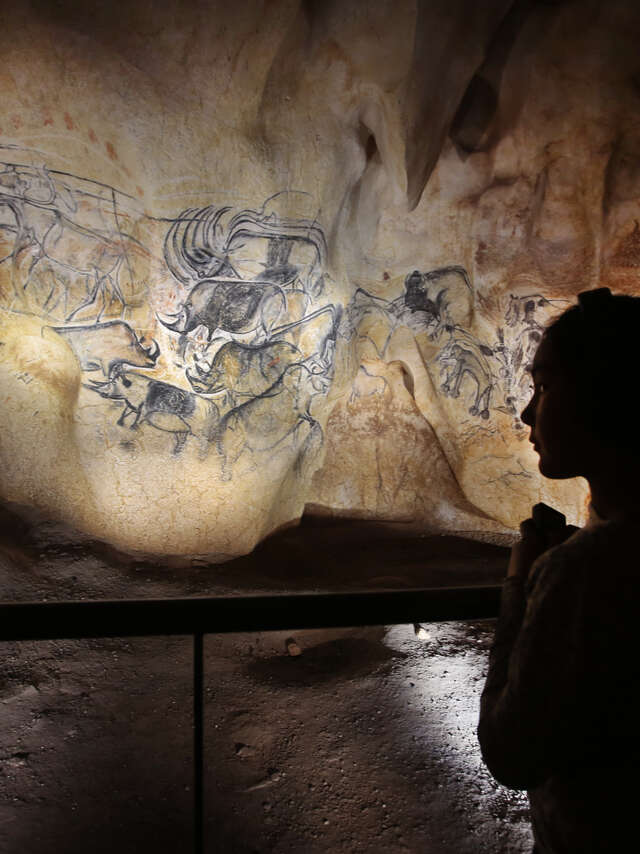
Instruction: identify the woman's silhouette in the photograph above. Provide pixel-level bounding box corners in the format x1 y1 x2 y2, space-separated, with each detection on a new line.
478 287 640 853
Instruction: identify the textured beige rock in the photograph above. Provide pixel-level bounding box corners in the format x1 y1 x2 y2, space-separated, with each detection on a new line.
2 0 639 557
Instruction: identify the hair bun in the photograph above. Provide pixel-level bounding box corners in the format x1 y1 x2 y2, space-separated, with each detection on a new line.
578 288 613 312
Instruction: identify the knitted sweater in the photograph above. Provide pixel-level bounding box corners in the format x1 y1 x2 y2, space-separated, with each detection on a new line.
478 513 640 853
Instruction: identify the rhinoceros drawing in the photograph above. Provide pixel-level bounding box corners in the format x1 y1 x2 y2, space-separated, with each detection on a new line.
50 320 160 378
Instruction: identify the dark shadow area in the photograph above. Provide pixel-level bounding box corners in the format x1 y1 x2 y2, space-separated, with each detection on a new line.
0 636 194 854
0 499 510 604
244 635 402 688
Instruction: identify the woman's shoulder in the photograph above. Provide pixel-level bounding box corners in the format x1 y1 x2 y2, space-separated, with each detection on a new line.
536 516 637 580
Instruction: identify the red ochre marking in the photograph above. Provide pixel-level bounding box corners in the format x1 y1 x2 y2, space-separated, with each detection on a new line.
43 114 54 127
64 112 75 131
383 271 390 280
266 357 281 368
106 141 118 160
136 186 145 197
88 128 98 144
11 115 22 130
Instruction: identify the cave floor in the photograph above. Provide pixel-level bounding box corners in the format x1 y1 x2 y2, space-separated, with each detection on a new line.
0 506 532 853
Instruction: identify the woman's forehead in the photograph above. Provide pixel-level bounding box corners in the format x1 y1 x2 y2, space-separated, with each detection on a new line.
529 335 556 374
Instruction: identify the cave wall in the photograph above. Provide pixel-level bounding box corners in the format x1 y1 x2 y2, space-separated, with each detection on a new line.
2 0 639 557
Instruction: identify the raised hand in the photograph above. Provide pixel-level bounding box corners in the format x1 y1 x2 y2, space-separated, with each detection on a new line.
507 503 578 579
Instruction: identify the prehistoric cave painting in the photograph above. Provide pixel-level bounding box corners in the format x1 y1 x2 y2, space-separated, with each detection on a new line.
49 320 159 378
438 334 494 419
50 321 217 456
345 265 464 356
395 266 496 418
0 153 146 322
158 199 330 354
213 360 330 481
163 201 327 289
493 293 559 426
3 147 565 476
345 265 494 416
1 151 338 473
348 363 391 403
346 267 565 426
86 368 219 455
155 199 339 474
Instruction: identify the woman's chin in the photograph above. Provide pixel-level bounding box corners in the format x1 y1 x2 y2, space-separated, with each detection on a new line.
537 455 578 480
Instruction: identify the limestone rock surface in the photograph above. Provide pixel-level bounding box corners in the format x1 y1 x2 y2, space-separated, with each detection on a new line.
3 0 639 557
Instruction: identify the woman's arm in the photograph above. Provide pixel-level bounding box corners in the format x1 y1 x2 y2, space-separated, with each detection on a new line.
478 547 586 790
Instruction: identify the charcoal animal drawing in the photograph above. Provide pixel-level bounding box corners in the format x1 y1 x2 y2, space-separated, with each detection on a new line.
87 368 219 454
157 199 338 474
346 267 564 428
0 155 145 322
2 148 565 474
1 152 338 475
50 321 159 378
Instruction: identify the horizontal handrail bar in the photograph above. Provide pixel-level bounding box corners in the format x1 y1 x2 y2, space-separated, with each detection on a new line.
0 585 502 641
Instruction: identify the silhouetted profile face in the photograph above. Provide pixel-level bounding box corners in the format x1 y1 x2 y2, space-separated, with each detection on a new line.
521 335 589 480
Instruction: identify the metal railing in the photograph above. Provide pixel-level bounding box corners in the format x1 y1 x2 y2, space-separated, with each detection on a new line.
0 584 502 854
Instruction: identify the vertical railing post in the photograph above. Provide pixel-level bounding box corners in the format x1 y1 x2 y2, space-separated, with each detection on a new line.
194 632 204 854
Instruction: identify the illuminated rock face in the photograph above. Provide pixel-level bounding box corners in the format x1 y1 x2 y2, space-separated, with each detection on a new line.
1 0 638 556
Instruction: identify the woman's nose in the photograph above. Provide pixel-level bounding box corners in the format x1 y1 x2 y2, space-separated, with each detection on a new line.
521 397 534 426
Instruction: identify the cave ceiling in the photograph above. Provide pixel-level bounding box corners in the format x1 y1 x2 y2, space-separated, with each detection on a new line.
1 0 638 557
